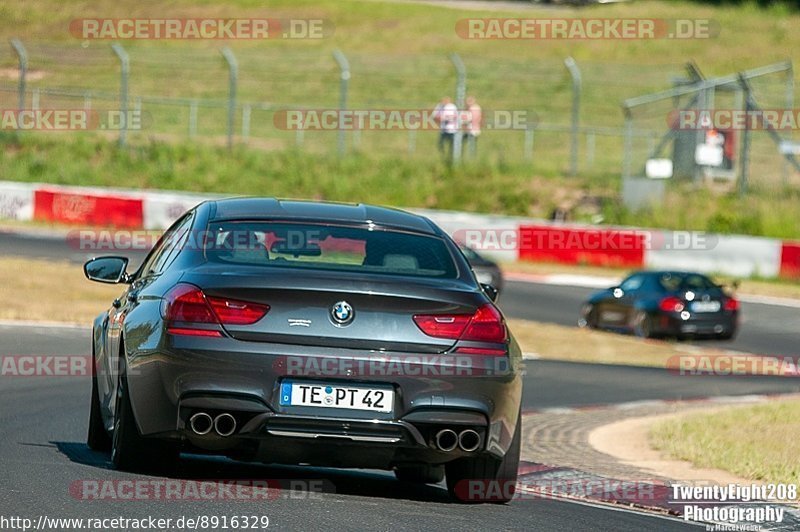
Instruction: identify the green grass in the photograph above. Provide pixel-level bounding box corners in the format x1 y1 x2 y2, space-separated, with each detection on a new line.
650 399 800 487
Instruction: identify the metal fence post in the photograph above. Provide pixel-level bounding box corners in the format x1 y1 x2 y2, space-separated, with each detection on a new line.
221 47 238 150
737 74 751 196
622 109 633 179
449 53 466 164
564 57 582 177
332 49 350 157
10 39 27 112
111 43 129 147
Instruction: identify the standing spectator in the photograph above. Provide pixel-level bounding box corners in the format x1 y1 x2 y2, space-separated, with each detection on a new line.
462 96 482 157
433 97 458 160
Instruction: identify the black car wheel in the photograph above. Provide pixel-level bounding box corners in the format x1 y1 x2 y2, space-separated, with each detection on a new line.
717 330 736 341
111 353 178 472
394 464 445 484
446 413 520 503
633 311 653 339
87 354 112 451
579 304 599 329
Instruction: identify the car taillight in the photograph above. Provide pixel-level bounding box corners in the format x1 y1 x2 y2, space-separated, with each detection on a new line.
206 296 270 325
414 304 507 344
411 314 471 339
658 296 685 313
724 297 740 311
162 284 269 335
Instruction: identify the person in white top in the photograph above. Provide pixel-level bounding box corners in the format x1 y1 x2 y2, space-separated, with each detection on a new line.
462 96 482 156
433 97 458 160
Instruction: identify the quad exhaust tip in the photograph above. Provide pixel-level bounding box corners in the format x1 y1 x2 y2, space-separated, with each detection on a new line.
458 429 481 452
189 412 237 437
214 413 237 437
435 429 459 452
189 412 213 435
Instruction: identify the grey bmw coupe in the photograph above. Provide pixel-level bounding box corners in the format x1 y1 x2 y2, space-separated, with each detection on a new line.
84 198 523 503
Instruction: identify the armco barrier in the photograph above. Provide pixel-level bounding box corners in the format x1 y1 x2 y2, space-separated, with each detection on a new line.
33 188 144 228
0 181 35 221
646 234 782 278
518 224 646 268
1 180 799 279
780 242 800 278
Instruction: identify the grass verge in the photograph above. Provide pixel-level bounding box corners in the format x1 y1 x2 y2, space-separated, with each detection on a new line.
0 257 120 324
650 400 800 487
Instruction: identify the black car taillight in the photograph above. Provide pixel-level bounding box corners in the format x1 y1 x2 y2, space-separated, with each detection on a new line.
413 303 507 348
658 296 685 313
162 283 269 336
723 297 740 311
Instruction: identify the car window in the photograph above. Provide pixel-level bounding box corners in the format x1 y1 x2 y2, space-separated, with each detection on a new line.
137 214 193 278
682 274 716 291
657 273 683 292
620 274 644 292
205 221 458 279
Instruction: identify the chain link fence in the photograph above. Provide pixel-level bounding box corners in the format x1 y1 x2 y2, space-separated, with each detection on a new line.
1 40 796 195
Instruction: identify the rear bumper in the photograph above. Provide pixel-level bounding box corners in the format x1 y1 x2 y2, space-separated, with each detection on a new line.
124 333 523 467
655 311 738 336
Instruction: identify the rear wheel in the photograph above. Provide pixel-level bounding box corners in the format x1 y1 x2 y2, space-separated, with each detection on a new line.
446 414 521 503
111 355 179 473
394 464 445 484
717 329 736 341
87 355 112 451
578 304 599 329
633 311 653 339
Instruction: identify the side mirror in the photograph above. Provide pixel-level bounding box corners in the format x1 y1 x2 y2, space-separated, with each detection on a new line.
481 283 499 302
84 256 130 284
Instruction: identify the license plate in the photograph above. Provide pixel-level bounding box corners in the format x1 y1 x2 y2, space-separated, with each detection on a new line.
279 381 394 413
691 301 721 313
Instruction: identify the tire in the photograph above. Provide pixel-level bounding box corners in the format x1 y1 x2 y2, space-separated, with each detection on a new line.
446 414 521 504
87 355 112 451
111 355 179 473
633 311 653 339
579 304 599 329
394 464 445 484
717 330 736 341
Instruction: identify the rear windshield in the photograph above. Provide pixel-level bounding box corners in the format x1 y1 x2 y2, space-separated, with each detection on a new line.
657 272 718 292
204 221 458 279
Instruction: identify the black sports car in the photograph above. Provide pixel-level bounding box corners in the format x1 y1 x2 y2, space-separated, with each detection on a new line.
579 270 739 340
84 198 523 502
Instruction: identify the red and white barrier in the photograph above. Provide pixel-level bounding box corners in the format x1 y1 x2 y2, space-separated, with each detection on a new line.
1 180 798 279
